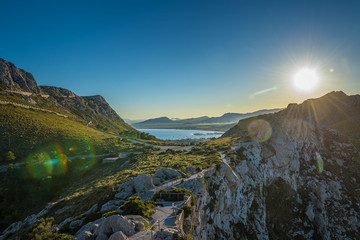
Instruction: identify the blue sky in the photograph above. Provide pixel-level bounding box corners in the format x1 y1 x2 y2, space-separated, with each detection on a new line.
1 0 360 119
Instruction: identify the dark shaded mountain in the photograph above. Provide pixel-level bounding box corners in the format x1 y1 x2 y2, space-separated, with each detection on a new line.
133 109 282 131
203 109 282 124
196 91 360 239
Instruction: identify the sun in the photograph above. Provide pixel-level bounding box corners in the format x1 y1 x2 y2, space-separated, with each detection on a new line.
293 68 319 91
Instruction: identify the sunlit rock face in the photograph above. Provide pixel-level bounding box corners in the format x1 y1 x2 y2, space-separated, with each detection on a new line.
195 92 360 240
0 58 41 93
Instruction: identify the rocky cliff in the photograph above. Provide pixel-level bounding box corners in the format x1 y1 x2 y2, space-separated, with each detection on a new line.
0 58 40 93
194 91 360 239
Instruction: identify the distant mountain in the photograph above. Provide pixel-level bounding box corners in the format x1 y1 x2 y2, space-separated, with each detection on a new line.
203 109 282 124
139 116 174 124
133 109 282 131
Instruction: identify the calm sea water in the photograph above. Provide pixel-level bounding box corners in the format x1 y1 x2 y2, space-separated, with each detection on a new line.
138 129 224 140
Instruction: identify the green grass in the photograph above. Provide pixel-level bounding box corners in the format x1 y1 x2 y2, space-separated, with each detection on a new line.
196 137 241 151
0 104 136 162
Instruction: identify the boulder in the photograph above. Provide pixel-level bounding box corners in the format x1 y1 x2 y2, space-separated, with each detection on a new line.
124 215 146 232
115 191 131 200
96 233 108 240
58 217 72 229
153 228 179 240
75 218 105 239
84 204 98 215
70 218 84 230
152 168 182 186
108 231 128 240
100 200 124 213
116 174 154 199
135 222 145 231
94 215 135 237
75 230 93 240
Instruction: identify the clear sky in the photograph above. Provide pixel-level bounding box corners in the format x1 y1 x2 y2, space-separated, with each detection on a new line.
1 0 360 119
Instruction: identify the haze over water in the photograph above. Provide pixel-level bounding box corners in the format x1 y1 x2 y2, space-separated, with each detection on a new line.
138 129 224 140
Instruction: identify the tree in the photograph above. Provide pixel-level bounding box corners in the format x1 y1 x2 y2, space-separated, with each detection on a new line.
5 151 16 161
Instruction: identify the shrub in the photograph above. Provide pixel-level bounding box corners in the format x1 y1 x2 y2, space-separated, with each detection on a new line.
120 196 160 218
30 218 73 240
5 151 16 161
180 205 192 218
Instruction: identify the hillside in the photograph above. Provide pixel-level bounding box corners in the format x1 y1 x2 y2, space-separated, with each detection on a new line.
0 58 145 161
224 91 360 148
192 91 360 239
133 109 281 131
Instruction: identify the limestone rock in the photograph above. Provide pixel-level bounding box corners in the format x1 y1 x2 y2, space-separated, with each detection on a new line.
75 218 105 239
0 58 40 93
94 215 135 238
152 168 182 186
100 200 123 213
108 231 128 240
70 218 84 230
153 228 179 240
116 174 154 199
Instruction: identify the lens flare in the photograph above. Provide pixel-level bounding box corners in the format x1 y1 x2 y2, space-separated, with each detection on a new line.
26 142 69 178
247 119 272 142
315 152 324 173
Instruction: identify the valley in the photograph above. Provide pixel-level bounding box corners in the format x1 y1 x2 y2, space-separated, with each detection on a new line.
0 58 359 240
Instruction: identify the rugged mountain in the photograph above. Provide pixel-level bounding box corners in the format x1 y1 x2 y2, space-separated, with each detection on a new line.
193 91 360 239
133 110 281 132
0 58 133 134
0 58 40 93
203 109 282 124
0 58 136 160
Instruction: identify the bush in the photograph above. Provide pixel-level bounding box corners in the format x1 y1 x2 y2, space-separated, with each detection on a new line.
180 205 192 218
30 218 73 240
5 151 16 161
120 196 160 218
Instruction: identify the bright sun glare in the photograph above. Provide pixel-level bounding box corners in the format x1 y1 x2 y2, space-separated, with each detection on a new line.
293 68 319 91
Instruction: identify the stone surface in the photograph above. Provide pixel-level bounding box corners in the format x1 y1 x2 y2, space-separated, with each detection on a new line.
152 168 182 186
70 218 84 230
0 58 40 93
100 200 123 213
94 215 135 238
108 231 128 240
116 174 154 199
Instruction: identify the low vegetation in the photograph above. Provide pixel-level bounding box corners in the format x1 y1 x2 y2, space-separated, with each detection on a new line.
196 137 241 151
30 218 73 240
120 196 161 218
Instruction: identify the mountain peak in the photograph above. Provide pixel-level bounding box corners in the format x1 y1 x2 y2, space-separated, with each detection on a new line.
0 58 40 93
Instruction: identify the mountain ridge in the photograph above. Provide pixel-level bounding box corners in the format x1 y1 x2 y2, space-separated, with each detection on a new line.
133 108 282 131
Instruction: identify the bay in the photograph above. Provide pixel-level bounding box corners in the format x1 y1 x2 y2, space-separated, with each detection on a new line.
138 128 224 140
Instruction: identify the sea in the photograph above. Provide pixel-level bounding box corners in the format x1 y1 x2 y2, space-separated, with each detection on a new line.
138 129 224 140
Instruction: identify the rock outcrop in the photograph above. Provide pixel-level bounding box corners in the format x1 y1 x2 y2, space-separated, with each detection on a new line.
115 174 154 200
193 92 360 239
0 58 40 93
152 168 183 186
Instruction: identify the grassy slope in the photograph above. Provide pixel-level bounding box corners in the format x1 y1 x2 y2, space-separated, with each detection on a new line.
0 90 141 162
